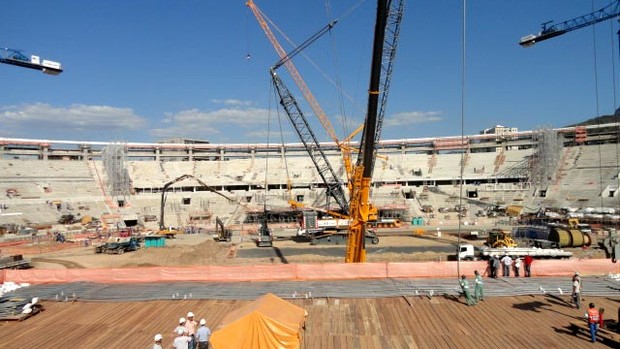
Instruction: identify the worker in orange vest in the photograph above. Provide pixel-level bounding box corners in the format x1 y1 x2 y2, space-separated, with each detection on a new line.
586 303 600 343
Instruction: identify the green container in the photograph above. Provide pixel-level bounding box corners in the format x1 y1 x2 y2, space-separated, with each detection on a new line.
144 236 166 248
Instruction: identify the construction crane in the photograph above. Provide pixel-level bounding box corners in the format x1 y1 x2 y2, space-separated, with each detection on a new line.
246 0 352 190
249 1 403 252
0 47 63 75
346 0 402 263
519 0 620 47
519 2 620 263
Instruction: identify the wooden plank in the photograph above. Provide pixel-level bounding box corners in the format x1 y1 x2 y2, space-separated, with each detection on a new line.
0 296 619 349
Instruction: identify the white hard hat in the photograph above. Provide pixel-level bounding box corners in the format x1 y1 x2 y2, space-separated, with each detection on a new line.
31 297 39 305
22 308 32 314
200 319 206 326
187 312 194 318
177 328 184 335
154 334 163 341
179 317 186 324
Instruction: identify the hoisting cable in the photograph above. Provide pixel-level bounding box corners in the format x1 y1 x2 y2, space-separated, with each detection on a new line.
590 0 605 215
324 0 352 146
610 17 620 210
456 0 468 279
260 1 367 118
245 7 252 60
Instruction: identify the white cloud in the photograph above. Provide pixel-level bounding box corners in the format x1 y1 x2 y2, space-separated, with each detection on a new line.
211 99 252 106
0 103 147 134
384 111 443 127
149 107 270 140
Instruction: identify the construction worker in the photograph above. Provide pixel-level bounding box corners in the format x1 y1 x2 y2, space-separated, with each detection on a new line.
174 317 187 336
523 253 533 277
572 273 582 309
173 328 192 349
586 303 600 343
186 312 198 349
196 318 212 349
152 334 163 349
473 270 484 302
459 275 476 306
500 253 512 277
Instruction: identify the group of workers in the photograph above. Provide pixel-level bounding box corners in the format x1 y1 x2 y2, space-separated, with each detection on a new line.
488 253 534 278
459 270 484 306
152 311 212 349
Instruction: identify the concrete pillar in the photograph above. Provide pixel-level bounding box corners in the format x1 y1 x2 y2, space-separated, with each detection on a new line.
41 144 49 160
188 146 193 162
155 146 161 162
80 144 92 160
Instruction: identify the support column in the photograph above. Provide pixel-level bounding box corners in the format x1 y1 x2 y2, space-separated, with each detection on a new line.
155 146 161 162
188 146 194 162
80 144 92 160
40 143 49 160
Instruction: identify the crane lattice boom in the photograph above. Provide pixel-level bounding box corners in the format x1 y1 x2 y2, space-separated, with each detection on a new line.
520 0 620 47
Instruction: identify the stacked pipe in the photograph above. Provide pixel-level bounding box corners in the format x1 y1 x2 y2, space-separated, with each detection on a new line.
548 227 591 247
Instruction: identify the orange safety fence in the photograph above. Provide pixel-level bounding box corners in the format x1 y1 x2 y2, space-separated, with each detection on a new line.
1 259 618 285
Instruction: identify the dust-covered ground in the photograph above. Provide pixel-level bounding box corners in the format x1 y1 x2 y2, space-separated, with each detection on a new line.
1 230 607 269
1 232 462 269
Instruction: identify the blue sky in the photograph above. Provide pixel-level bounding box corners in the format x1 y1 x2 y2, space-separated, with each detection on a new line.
1 0 618 144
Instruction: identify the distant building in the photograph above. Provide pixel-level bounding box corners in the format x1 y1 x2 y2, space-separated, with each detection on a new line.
158 138 210 144
480 125 518 135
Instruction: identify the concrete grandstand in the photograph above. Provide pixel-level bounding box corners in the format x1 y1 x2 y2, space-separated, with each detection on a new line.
0 122 618 232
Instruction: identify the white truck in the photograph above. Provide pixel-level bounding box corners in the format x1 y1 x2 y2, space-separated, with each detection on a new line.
457 244 573 261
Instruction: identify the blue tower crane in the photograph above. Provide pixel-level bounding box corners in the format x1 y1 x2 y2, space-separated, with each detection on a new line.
0 47 63 75
519 0 620 47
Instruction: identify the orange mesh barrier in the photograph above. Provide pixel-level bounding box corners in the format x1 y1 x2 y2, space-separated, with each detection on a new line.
2 260 618 285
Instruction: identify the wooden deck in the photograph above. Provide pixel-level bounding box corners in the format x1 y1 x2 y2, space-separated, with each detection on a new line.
0 294 617 348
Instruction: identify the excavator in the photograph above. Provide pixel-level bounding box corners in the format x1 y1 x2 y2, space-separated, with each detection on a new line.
158 174 233 238
247 0 404 256
214 216 232 242
158 174 273 247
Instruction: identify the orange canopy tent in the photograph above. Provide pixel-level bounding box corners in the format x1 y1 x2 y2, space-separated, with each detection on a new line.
210 293 307 349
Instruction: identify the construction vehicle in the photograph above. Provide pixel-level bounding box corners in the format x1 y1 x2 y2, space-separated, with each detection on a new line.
158 174 234 238
214 216 232 242
485 229 517 248
457 244 573 261
0 47 63 75
94 237 139 255
297 210 379 245
0 254 31 269
248 0 403 256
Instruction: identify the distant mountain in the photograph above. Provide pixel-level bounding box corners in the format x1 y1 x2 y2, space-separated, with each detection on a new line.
568 108 619 127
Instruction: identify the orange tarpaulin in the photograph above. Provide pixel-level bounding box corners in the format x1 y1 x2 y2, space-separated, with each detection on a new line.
210 293 307 349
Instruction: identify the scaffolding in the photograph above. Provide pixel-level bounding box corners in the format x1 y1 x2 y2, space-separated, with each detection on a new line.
529 128 564 191
101 143 132 204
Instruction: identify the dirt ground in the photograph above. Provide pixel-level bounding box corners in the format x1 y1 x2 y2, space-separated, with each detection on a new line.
0 228 607 270
0 231 463 269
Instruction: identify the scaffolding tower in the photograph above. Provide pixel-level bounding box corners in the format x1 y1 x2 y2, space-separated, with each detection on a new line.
101 143 132 204
529 128 564 191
